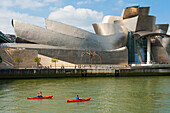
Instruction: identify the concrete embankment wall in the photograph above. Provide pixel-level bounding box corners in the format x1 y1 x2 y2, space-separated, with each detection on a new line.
0 68 170 79
119 68 170 76
0 69 115 79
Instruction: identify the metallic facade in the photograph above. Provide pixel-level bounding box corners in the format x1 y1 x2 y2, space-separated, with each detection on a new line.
11 19 128 64
92 23 128 36
1 5 169 65
12 19 127 51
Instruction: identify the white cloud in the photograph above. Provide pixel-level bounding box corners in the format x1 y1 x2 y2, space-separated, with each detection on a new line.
0 1 105 34
77 0 91 5
112 7 120 11
0 0 64 12
48 5 103 32
49 7 57 11
110 0 124 11
0 0 59 10
0 0 13 8
15 0 45 9
117 0 124 6
0 9 44 34
44 0 58 3
77 0 105 5
126 3 139 7
95 0 106 2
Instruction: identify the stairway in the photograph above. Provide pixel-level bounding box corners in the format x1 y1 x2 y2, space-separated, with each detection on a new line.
38 54 75 69
0 48 15 68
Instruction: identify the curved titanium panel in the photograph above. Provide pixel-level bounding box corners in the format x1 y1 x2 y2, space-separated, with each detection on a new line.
154 25 170 56
161 38 170 57
102 16 121 23
120 9 125 19
138 7 150 15
151 38 170 64
154 24 169 33
45 18 93 39
136 15 155 31
114 16 138 31
115 15 155 32
12 19 128 51
12 19 83 50
92 23 128 36
134 31 170 38
123 7 138 19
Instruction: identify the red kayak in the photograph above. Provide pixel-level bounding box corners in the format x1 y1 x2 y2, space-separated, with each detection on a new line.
27 95 53 99
67 98 91 102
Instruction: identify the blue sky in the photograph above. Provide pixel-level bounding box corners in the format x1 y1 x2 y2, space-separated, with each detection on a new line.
0 0 170 34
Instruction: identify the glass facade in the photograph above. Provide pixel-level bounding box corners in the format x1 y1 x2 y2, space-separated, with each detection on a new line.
127 32 148 64
135 38 146 63
126 32 135 64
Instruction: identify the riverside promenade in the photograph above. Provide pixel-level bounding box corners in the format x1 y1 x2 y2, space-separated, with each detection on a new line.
1 64 170 79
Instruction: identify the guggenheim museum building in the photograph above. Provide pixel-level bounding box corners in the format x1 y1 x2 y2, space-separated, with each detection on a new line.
1 6 170 65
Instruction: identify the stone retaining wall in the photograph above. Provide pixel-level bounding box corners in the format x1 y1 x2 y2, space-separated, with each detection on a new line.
0 68 170 79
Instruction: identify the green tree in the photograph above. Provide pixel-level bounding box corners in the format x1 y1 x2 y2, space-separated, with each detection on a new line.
0 56 2 63
51 56 58 69
33 57 41 68
14 57 23 68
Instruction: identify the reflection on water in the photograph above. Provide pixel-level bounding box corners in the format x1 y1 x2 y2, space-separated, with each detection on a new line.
0 77 170 112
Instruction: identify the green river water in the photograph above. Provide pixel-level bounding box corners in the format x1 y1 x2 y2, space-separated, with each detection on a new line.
0 76 170 113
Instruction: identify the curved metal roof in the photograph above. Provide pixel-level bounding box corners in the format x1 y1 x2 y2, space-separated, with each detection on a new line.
134 31 170 38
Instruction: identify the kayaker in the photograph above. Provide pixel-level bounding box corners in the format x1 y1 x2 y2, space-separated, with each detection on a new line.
37 93 40 97
76 95 80 100
39 92 43 97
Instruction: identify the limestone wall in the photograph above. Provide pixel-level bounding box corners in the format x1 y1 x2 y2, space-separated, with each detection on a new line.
0 48 37 68
29 47 128 65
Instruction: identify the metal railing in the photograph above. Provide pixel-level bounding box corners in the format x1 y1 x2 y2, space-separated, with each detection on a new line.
0 33 13 43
